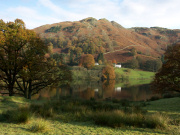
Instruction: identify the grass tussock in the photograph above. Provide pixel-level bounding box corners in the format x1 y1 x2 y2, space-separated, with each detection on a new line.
30 103 54 118
30 119 51 133
0 107 30 123
93 111 169 129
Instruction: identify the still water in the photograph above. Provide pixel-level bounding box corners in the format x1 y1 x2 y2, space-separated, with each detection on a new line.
33 79 155 101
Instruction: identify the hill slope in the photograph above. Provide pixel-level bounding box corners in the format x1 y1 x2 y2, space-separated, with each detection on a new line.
33 17 180 63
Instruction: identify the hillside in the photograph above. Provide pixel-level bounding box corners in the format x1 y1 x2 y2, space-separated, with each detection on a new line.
33 17 180 63
130 27 180 49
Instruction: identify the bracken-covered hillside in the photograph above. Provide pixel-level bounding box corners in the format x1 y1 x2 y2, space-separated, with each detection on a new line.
33 17 180 63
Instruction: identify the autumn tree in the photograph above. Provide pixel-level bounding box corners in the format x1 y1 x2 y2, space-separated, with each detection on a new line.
74 47 82 57
79 54 95 69
0 19 71 98
97 53 105 63
98 46 104 53
98 60 102 65
102 65 115 80
15 58 63 99
112 59 117 64
48 42 54 54
153 42 180 93
57 37 65 48
0 19 48 96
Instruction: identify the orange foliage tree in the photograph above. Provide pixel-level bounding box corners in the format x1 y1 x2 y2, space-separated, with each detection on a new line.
0 19 48 96
102 65 115 80
112 59 117 64
153 42 180 93
79 54 95 69
0 19 71 99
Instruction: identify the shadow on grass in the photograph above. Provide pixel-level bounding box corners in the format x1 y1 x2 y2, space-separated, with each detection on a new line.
0 96 30 113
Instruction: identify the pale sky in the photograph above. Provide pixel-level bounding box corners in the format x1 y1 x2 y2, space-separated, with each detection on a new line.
0 0 180 29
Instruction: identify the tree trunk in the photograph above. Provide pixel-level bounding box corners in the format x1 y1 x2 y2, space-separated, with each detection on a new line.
24 88 28 99
8 85 14 96
28 80 32 100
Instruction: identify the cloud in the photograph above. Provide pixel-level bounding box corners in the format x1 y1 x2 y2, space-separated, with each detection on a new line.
38 0 61 13
116 0 180 28
1 0 180 29
2 6 61 29
38 0 87 21
43 0 179 29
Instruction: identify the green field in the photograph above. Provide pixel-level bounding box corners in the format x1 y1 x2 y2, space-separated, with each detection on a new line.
0 96 179 135
115 68 155 80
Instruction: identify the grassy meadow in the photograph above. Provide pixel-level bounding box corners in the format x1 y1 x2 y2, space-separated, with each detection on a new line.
0 95 179 135
115 68 155 80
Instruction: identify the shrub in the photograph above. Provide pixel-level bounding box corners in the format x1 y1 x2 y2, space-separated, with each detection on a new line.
93 111 169 129
148 96 161 101
145 113 170 129
45 26 62 33
115 72 121 80
30 103 54 118
120 99 130 107
162 93 174 98
1 107 30 123
30 119 51 133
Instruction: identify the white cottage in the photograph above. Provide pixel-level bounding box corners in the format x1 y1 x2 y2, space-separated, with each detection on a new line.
115 87 121 92
115 64 121 68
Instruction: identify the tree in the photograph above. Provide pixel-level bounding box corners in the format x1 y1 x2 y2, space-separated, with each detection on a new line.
0 19 72 98
74 47 82 57
136 56 145 69
130 47 137 56
98 60 102 65
127 58 139 69
102 65 115 80
51 53 66 65
97 53 105 63
0 19 48 96
154 59 162 72
79 54 95 69
99 46 104 53
112 59 117 64
48 42 54 54
144 59 162 72
153 42 180 93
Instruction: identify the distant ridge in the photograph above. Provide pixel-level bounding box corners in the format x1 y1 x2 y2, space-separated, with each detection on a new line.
33 17 180 63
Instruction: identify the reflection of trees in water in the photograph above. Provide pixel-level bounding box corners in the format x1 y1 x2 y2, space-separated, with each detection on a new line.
137 84 153 101
61 81 102 99
32 86 62 100
120 84 152 101
70 81 102 92
102 80 115 99
79 88 95 99
31 81 153 101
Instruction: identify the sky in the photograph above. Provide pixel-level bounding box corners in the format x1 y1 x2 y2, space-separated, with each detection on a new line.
0 0 180 29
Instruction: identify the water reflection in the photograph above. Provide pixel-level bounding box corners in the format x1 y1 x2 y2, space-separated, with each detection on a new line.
33 79 154 101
